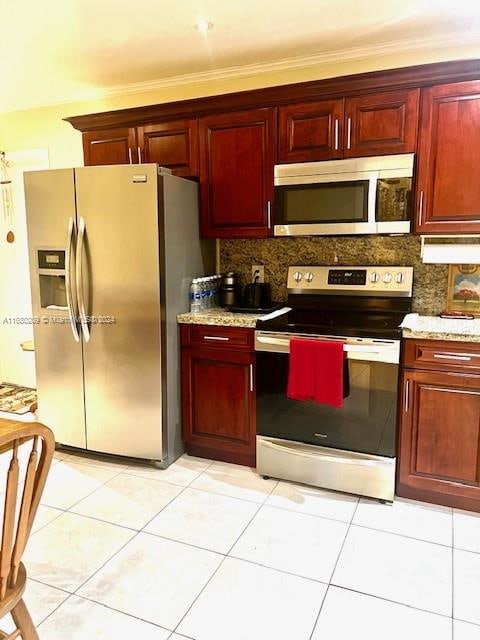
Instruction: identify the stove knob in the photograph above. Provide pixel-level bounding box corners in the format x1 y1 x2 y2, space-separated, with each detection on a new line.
304 272 314 282
293 271 303 283
370 272 380 283
396 272 405 284
383 272 393 283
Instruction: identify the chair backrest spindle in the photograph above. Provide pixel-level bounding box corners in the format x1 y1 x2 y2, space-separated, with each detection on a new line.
0 422 54 596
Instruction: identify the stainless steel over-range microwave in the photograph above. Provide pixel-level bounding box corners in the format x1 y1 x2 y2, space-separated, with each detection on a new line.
274 153 414 236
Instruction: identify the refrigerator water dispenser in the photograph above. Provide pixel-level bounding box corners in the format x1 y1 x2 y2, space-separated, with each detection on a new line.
37 249 68 310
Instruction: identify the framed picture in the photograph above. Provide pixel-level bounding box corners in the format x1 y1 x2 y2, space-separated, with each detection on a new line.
447 265 480 316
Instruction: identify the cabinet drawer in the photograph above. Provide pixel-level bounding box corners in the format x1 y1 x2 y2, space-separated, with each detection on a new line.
403 339 480 372
181 324 254 351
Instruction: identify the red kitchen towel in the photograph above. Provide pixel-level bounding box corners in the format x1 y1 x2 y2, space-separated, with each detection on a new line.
313 340 346 408
287 338 317 401
287 338 347 408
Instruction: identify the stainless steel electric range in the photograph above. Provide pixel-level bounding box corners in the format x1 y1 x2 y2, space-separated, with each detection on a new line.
255 265 413 502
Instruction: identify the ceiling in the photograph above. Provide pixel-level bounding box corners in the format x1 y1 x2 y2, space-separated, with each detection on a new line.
1 0 480 113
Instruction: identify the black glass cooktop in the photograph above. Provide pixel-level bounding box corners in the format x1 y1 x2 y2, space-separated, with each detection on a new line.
256 298 408 340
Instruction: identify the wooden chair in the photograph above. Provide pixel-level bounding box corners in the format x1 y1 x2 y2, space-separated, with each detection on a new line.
0 419 54 639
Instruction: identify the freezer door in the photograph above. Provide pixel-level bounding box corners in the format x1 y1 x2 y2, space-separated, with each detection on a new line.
24 169 86 448
74 164 163 459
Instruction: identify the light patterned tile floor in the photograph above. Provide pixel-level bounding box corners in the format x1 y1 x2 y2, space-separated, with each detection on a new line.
5 452 479 639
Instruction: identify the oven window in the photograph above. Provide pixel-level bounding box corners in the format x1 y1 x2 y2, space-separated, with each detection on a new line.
275 181 369 225
256 352 398 458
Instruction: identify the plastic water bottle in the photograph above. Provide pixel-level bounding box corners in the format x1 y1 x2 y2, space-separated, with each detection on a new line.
190 279 202 313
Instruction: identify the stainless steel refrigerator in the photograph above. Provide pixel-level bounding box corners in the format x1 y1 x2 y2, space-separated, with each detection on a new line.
24 164 212 465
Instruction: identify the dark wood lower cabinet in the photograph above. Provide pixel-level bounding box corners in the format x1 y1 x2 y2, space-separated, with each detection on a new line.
181 325 256 467
398 340 480 512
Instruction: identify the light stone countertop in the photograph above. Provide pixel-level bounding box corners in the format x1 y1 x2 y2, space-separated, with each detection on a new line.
178 309 480 342
401 314 480 343
177 307 263 329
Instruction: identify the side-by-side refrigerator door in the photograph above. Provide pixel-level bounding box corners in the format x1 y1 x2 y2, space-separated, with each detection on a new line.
74 165 163 459
24 169 86 448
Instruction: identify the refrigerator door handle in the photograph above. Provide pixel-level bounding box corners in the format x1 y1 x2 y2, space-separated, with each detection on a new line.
76 216 91 343
65 217 80 342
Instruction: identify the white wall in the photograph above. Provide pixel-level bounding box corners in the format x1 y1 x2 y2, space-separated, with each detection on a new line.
0 149 49 387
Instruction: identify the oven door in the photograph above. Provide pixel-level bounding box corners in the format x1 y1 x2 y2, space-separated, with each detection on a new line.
255 332 400 459
274 170 378 236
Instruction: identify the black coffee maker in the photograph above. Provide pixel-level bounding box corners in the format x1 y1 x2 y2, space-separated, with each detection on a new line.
243 281 272 309
219 272 242 308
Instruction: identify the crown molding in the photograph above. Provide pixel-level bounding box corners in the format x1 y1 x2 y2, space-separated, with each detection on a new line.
99 30 480 100
2 29 480 114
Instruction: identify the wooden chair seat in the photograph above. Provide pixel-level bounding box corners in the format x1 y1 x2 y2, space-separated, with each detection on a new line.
0 563 27 619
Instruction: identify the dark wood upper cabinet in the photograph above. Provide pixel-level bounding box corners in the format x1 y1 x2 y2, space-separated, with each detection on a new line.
83 127 137 166
415 80 480 233
137 119 198 177
278 99 344 163
344 89 420 158
199 108 276 238
278 89 418 163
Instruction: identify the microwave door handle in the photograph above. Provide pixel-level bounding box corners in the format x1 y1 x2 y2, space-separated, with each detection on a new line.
76 216 90 343
65 217 80 343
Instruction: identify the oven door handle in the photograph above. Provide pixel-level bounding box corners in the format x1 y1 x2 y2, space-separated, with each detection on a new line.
255 335 397 362
261 439 389 468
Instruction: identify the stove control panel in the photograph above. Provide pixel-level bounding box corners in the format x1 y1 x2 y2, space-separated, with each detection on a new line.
287 266 413 297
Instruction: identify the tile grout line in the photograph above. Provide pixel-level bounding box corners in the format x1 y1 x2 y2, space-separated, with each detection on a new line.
138 460 219 533
68 460 216 597
307 496 360 640
37 590 174 635
170 471 277 636
30 456 475 634
36 591 74 629
328 584 458 622
30 456 220 630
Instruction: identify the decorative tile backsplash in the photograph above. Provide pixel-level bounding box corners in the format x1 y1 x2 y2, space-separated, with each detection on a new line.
220 235 448 315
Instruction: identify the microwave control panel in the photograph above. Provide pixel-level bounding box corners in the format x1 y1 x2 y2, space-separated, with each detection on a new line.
287 266 413 297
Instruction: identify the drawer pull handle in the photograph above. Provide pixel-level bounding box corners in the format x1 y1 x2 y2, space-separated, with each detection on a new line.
433 353 472 361
249 363 254 392
203 335 230 341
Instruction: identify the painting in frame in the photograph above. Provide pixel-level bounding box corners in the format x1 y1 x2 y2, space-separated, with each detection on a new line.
446 265 480 316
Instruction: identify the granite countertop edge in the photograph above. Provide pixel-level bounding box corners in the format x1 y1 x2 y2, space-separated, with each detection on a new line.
178 310 480 342
177 309 261 329
402 328 480 343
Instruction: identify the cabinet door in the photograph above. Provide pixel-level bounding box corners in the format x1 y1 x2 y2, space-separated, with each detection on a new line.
138 119 198 177
397 369 480 511
278 99 344 163
199 108 275 238
182 347 255 466
344 89 419 158
415 81 480 233
83 127 137 166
